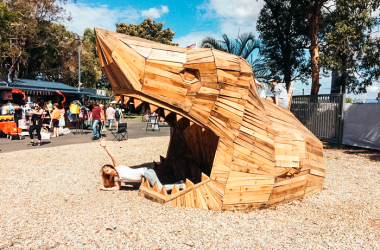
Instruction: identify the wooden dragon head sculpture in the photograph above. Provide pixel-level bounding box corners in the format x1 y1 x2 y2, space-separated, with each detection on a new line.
94 28 325 211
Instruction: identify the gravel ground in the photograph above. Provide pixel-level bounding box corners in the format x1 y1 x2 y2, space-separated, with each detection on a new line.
0 137 379 250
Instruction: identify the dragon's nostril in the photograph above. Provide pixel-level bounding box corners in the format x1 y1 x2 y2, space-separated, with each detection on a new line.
180 68 200 82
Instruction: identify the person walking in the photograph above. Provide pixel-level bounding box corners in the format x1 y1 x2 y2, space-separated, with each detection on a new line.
106 104 115 130
267 76 288 109
91 103 102 140
27 102 44 146
51 103 60 137
115 105 123 130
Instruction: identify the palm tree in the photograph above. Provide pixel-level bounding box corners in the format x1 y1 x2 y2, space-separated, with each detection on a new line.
201 33 271 84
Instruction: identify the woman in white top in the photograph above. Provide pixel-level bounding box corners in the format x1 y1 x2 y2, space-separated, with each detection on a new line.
99 137 186 191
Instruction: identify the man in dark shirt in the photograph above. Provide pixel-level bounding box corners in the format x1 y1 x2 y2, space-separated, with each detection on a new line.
91 103 102 140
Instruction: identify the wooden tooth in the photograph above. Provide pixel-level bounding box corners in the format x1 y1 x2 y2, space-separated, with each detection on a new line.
202 128 206 132
160 186 168 196
176 114 184 121
164 110 171 117
123 96 130 105
150 103 159 113
115 95 121 103
189 121 194 126
144 179 150 189
141 178 148 188
152 182 159 192
171 184 179 194
134 99 143 108
201 173 210 182
185 179 194 187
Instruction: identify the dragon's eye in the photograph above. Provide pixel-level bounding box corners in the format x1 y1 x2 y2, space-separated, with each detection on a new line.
180 68 200 83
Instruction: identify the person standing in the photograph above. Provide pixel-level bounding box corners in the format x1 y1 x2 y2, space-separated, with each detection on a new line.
28 102 43 146
58 104 65 130
99 104 105 132
91 103 102 140
51 103 60 137
106 104 115 130
267 76 288 109
115 106 123 130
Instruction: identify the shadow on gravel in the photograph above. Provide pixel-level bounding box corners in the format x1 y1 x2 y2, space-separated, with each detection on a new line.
120 184 140 191
324 142 380 162
343 149 380 162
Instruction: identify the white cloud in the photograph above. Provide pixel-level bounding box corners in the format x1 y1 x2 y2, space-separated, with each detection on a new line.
60 1 139 34
207 0 265 36
173 31 219 48
368 84 379 93
141 6 169 19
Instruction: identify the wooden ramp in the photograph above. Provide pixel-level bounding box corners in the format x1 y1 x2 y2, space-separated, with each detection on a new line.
94 28 326 212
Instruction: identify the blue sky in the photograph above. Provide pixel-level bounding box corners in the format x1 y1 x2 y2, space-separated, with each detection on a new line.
60 0 380 100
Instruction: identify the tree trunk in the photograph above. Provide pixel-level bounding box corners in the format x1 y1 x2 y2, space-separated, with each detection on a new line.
331 70 342 94
308 12 320 95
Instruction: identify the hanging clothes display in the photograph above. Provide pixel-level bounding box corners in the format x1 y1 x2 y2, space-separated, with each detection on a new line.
67 110 75 122
69 101 81 114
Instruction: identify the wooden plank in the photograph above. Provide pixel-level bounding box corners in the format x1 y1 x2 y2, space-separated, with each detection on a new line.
194 188 208 210
222 203 263 211
198 185 219 210
269 180 307 200
310 169 326 177
204 183 223 208
148 48 187 63
146 59 184 73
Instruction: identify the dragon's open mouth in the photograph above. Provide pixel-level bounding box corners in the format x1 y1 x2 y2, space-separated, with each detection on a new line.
132 99 219 185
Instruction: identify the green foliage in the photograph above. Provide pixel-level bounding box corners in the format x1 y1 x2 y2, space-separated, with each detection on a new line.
257 0 311 87
201 33 270 83
116 18 178 46
345 96 358 103
0 2 21 75
320 0 380 94
4 0 76 83
202 33 260 59
0 1 103 88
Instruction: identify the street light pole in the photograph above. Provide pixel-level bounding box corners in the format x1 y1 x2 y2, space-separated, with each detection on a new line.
75 34 87 92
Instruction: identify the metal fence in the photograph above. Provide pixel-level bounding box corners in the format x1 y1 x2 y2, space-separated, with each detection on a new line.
290 93 344 143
